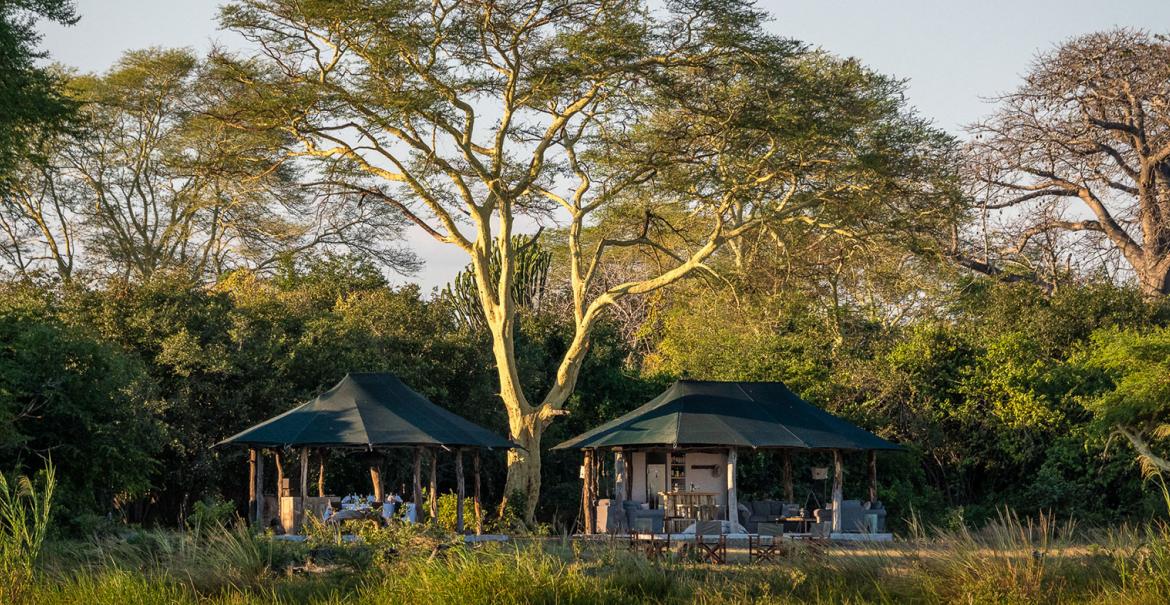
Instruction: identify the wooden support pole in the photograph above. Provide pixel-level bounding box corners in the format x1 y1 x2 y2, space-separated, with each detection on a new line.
412 447 423 509
582 449 595 534
274 450 285 497
592 451 601 508
369 451 384 501
255 449 266 525
867 450 877 504
832 449 844 533
782 450 794 503
317 449 327 497
726 448 739 524
428 447 438 522
473 450 483 535
299 447 309 498
613 449 627 508
248 448 258 524
455 448 465 534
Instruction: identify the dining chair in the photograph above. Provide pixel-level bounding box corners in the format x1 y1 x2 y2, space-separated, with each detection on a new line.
694 520 726 564
749 522 785 563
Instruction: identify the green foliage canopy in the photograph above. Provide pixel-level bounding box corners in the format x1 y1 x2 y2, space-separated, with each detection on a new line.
0 0 76 185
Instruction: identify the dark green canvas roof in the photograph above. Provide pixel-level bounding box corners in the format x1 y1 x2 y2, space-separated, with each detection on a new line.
218 373 514 449
553 380 901 451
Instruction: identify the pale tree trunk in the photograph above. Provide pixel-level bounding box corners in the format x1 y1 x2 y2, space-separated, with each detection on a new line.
471 197 739 524
1117 426 1170 476
1137 258 1170 299
482 286 578 523
499 411 544 523
470 229 542 524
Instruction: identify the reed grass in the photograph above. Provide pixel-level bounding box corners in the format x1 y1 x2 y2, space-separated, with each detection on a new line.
11 511 1170 604
0 462 55 603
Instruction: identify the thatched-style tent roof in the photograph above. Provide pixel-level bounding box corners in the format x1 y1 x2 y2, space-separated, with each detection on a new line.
554 380 900 451
218 373 513 450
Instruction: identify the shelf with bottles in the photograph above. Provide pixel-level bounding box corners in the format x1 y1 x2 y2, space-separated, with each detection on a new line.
669 452 687 492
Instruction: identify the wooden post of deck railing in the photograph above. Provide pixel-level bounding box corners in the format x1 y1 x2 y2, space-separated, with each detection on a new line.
726 448 738 524
582 449 595 534
831 449 844 533
473 450 483 535
867 450 877 504
455 448 465 534
255 449 266 525
428 447 438 522
248 448 258 525
782 450 794 503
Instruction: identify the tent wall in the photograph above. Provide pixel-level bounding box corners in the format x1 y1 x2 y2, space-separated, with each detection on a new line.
622 450 728 508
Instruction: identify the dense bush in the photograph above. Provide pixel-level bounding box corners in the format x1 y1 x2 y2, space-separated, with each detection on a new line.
4 257 1170 533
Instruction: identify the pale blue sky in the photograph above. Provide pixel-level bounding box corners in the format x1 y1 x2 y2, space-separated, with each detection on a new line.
37 0 1170 290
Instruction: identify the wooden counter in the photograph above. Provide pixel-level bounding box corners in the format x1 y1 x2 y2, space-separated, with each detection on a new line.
659 490 720 520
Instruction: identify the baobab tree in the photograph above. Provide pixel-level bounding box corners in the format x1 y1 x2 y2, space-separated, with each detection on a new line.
219 0 959 521
967 29 1170 297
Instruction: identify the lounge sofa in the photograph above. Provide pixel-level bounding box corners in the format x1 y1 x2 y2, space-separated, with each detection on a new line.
595 499 663 533
813 500 887 533
736 500 799 532
618 500 664 533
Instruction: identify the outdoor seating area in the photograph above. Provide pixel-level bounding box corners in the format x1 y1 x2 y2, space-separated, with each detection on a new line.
555 379 902 558
218 375 900 557
622 520 815 565
217 372 515 536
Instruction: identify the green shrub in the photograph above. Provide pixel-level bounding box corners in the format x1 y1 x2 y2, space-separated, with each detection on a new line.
186 497 237 535
435 492 478 533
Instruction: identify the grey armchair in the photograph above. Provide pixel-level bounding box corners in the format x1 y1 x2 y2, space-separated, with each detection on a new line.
813 500 887 532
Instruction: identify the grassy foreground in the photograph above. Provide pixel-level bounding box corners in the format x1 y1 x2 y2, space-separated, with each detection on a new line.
7 512 1170 605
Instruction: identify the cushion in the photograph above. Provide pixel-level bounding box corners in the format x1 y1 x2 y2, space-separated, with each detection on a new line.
769 501 785 516
751 501 771 516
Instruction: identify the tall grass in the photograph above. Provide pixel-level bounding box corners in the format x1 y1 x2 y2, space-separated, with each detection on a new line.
362 545 616 604
15 507 1170 604
0 461 55 603
1096 521 1170 604
891 508 1080 603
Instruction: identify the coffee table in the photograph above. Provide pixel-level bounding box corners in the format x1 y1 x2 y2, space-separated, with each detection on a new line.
782 516 813 533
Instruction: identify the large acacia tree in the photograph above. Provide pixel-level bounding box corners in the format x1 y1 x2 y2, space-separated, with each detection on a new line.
219 0 959 520
0 48 417 282
967 29 1170 297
